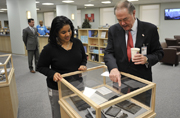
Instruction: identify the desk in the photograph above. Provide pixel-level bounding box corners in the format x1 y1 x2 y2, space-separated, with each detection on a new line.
0 35 12 53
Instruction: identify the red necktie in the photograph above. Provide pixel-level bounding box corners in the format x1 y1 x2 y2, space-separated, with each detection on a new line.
127 30 133 62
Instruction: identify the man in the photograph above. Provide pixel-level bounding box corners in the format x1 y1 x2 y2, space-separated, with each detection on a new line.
23 18 39 73
36 20 48 36
104 0 163 105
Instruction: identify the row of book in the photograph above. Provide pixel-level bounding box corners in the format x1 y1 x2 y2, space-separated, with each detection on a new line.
81 36 88 43
91 54 99 62
88 30 98 37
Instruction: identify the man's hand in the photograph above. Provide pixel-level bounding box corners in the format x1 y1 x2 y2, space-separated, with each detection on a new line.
109 68 121 86
132 54 147 65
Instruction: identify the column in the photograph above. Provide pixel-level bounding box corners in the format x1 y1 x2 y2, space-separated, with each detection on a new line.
6 0 37 54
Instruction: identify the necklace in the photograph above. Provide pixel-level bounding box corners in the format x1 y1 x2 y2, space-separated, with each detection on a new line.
66 41 70 49
56 38 71 50
61 41 70 50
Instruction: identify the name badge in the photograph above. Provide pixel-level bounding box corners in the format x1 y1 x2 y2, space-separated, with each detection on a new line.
48 89 52 96
141 46 147 55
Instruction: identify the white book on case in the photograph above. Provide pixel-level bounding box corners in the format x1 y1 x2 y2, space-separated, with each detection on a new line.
101 31 106 38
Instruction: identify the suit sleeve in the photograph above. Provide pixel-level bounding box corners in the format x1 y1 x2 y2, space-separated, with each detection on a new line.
22 29 27 46
146 26 164 67
104 27 118 72
36 45 56 79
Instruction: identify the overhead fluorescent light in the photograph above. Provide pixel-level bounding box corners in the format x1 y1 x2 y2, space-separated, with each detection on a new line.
42 3 54 5
36 1 40 3
36 8 40 10
101 1 111 4
62 0 74 3
0 9 7 10
84 4 94 6
128 0 138 1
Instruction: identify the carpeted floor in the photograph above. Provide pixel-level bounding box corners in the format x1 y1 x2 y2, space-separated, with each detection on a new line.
1 52 179 118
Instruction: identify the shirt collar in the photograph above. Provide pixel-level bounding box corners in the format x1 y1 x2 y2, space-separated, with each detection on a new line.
39 25 44 27
29 25 33 29
131 18 137 32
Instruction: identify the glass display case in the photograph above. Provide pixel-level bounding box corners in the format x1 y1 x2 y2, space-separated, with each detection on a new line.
58 65 156 118
0 54 18 118
0 54 13 83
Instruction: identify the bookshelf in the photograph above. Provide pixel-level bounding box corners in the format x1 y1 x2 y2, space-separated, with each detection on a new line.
78 29 108 64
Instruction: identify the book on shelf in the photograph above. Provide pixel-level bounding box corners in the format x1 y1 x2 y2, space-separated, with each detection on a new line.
91 54 99 61
85 36 88 43
89 30 98 37
81 36 84 43
80 36 88 43
91 55 95 61
89 46 95 52
84 46 87 53
103 40 108 46
100 48 105 54
101 31 106 38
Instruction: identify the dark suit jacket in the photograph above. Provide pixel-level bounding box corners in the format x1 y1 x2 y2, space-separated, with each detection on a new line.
23 27 39 50
104 19 164 81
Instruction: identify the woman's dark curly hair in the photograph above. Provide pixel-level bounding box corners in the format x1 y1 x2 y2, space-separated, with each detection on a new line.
48 16 74 45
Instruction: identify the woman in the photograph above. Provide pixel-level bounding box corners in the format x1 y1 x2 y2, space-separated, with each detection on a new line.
37 16 87 118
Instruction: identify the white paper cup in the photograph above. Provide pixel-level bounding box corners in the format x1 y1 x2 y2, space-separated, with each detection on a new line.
131 48 140 59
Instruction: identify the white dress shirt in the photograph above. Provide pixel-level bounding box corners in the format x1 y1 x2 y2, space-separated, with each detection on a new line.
125 18 138 47
29 26 34 34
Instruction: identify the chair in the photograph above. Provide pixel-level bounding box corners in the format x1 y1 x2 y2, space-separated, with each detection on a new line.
174 35 180 45
160 42 180 66
165 38 180 46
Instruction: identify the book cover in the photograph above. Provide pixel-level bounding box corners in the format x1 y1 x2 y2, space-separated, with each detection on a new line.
101 31 106 38
84 46 87 53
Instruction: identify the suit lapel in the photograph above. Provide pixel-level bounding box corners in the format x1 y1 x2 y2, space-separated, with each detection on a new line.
27 27 34 34
135 19 145 48
116 25 127 60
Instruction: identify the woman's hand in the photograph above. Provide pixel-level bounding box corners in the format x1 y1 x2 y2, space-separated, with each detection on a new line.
53 72 62 82
78 65 87 71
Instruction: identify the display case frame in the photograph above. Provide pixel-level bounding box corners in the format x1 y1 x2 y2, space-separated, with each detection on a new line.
58 65 156 118
0 54 14 85
0 54 18 118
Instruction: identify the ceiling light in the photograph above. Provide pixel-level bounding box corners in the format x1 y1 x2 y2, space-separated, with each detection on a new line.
42 3 54 5
36 1 40 3
84 4 94 6
62 0 74 3
0 9 7 10
0 11 4 12
36 8 40 10
128 0 138 1
101 1 111 4
88 0 95 2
